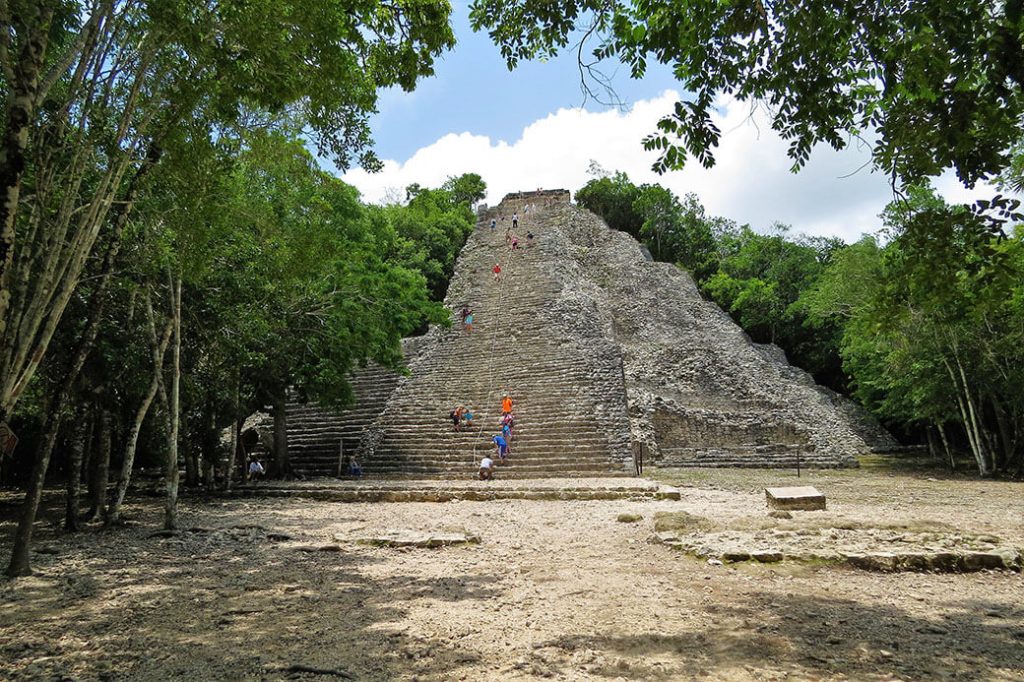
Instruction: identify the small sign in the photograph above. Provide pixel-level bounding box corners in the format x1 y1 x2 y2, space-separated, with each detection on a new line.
0 421 18 456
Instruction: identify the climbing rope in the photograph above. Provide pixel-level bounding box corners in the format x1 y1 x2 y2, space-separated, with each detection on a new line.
468 205 527 466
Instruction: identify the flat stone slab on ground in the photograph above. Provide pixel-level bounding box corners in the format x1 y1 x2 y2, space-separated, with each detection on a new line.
765 486 826 511
348 530 480 548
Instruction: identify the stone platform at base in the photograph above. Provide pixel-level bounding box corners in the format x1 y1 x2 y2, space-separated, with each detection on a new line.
229 477 680 503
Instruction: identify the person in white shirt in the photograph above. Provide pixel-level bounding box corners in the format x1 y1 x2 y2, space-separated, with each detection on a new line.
479 456 494 480
248 458 265 481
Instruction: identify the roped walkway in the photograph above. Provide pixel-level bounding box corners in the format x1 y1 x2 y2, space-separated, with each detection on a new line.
468 208 527 467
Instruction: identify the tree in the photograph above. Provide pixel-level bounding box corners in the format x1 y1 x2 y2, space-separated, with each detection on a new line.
802 189 1024 475
442 173 488 209
470 0 1024 187
4 0 457 575
575 172 643 238
1 0 455 423
634 187 718 281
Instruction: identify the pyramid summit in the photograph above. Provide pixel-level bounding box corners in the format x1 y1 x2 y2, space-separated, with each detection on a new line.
281 190 893 478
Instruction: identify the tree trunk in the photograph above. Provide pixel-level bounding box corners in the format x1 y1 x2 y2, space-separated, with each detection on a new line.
228 414 243 491
6 412 62 576
273 388 289 478
4 136 163 566
64 409 93 531
936 422 955 472
184 447 198 487
163 276 182 531
0 7 54 341
990 395 1014 474
86 408 112 520
202 408 217 488
942 355 989 476
225 374 241 491
107 311 172 525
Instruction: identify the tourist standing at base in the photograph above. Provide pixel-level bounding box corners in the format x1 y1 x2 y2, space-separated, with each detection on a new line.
479 456 494 480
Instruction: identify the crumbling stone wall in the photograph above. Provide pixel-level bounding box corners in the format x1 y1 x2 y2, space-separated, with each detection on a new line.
545 202 894 467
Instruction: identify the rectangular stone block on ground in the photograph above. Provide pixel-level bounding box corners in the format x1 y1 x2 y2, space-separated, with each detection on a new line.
765 486 826 511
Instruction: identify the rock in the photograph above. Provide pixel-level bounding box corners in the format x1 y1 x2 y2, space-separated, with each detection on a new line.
846 552 897 572
707 558 723 566
354 531 481 548
721 551 751 563
751 551 784 563
963 549 1020 572
767 511 792 519
655 486 681 501
926 552 962 572
649 532 679 545
266 533 292 541
765 486 826 511
616 513 643 523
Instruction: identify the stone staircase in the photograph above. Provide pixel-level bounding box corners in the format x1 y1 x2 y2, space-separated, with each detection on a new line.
356 195 633 478
281 360 405 478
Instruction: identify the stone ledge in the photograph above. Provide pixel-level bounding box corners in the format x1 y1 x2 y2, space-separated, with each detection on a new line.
653 533 1023 573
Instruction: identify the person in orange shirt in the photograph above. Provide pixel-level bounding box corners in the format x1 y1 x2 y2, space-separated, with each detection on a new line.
501 394 513 414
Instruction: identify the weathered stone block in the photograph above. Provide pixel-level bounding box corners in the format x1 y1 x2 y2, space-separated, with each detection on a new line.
765 486 826 511
656 485 681 500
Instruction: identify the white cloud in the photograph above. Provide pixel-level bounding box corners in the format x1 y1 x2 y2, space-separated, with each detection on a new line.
342 91 1000 242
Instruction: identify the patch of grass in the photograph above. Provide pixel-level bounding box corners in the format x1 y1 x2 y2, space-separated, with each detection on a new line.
617 513 643 523
653 511 716 533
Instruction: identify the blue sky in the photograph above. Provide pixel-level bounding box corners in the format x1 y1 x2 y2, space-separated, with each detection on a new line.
340 4 996 242
368 5 680 161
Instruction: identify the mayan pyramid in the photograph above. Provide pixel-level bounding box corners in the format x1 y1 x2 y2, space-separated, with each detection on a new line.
277 190 893 478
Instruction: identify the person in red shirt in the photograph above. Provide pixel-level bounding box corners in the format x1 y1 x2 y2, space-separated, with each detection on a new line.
492 263 501 281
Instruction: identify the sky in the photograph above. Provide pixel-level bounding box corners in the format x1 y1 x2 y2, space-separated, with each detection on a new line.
336 4 994 243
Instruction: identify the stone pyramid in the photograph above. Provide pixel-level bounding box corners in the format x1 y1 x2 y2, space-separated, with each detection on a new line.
281 190 892 478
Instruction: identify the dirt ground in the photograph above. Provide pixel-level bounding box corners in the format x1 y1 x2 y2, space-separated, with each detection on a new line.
1 467 1023 681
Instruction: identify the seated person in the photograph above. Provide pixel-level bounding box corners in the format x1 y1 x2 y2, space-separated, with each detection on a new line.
479 456 494 480
248 458 265 481
463 407 475 428
347 456 362 477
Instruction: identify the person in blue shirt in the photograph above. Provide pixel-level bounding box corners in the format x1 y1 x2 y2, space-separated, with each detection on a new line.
492 434 510 461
